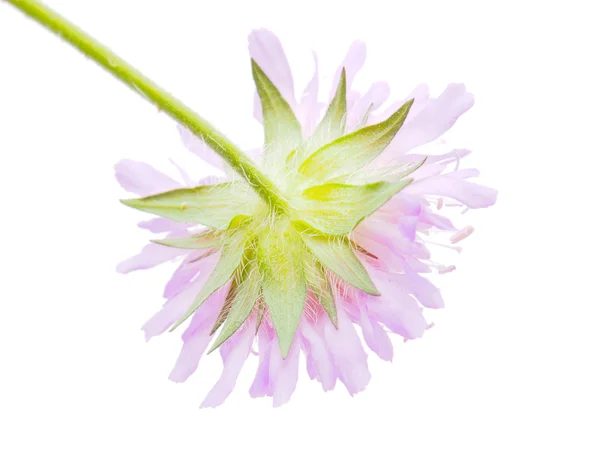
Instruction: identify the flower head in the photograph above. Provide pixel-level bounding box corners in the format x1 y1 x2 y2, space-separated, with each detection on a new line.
116 29 496 407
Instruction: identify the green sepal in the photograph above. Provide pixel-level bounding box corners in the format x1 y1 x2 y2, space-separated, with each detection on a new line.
209 279 237 336
257 219 307 358
358 103 374 129
295 178 414 235
120 182 256 230
342 157 427 185
255 301 265 334
208 246 262 353
251 59 303 169
187 248 219 264
298 99 414 183
151 230 221 249
307 262 338 328
170 230 250 331
294 222 379 296
296 68 347 163
349 239 378 260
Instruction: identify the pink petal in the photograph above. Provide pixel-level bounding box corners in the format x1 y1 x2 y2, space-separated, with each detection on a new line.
141 252 220 340
403 254 432 273
168 158 195 187
363 82 390 110
116 243 187 274
402 271 445 309
351 232 403 273
304 349 318 380
390 83 474 154
367 267 428 339
142 280 202 341
402 83 432 118
358 305 393 361
176 125 224 170
169 285 231 384
181 281 231 340
137 218 184 234
378 193 422 217
347 81 390 130
405 176 498 208
201 321 256 408
447 168 480 179
168 332 212 383
162 251 207 299
300 320 336 391
369 295 426 339
356 220 430 260
114 159 181 196
399 216 419 242
346 90 362 117
371 83 430 126
249 29 296 122
249 328 275 398
330 40 366 100
269 337 301 407
168 294 224 384
297 52 320 136
410 163 447 181
419 209 457 231
323 302 371 395
425 148 472 166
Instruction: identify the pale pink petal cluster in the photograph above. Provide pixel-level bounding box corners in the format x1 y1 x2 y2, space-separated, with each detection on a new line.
116 29 496 407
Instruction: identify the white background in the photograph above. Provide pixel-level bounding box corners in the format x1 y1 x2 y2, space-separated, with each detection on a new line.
1 0 598 448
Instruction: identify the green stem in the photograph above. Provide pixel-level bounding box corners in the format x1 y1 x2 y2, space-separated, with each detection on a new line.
4 0 289 213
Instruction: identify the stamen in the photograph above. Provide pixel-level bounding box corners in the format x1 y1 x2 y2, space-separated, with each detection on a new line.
437 264 456 274
450 226 474 244
421 238 463 253
425 260 457 274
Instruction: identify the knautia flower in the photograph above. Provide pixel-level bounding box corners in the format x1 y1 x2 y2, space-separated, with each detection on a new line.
116 29 497 407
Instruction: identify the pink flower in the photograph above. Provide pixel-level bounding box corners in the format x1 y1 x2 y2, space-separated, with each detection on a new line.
116 29 496 407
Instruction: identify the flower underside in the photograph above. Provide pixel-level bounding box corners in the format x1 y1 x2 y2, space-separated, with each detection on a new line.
122 62 421 358
1 0 496 407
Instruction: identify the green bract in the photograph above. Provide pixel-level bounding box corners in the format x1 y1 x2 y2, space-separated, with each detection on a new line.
297 98 413 184
122 61 416 358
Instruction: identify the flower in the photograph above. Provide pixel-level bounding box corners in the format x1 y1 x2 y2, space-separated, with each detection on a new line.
115 29 497 408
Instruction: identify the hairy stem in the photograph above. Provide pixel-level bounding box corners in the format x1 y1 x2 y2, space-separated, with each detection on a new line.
4 0 289 213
